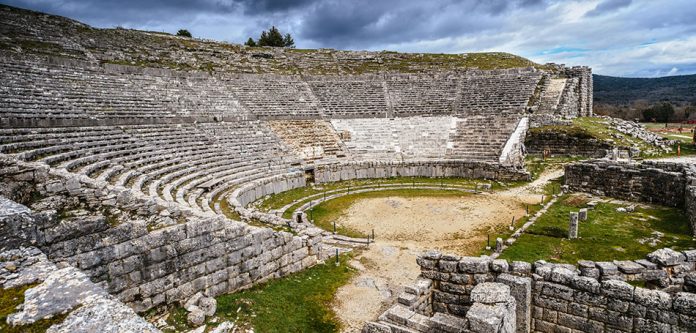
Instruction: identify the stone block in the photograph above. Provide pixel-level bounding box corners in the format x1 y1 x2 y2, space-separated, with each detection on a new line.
634 288 672 310
466 303 506 333
673 292 696 316
614 260 645 274
595 261 619 275
510 261 532 275
647 248 686 266
470 282 511 304
601 280 634 301
458 257 490 274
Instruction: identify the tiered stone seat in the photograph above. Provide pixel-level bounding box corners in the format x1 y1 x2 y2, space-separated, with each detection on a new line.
308 78 388 117
0 55 251 120
537 78 568 114
387 75 458 116
267 120 347 161
223 75 323 118
330 116 454 160
455 72 542 116
445 116 521 161
0 121 299 213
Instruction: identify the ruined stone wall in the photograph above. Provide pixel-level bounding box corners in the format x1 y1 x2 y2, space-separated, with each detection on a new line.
558 77 580 118
525 130 612 157
365 248 696 333
0 157 322 312
314 160 530 184
564 160 686 208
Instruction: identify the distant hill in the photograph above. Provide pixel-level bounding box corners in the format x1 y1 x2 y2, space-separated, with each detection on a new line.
594 74 696 106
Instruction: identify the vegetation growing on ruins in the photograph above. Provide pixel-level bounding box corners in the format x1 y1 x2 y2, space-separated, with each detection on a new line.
176 29 192 38
498 194 695 263
245 26 295 48
0 283 72 333
530 117 675 157
163 256 355 332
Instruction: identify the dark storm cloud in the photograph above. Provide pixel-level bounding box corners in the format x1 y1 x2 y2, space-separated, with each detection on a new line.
2 0 696 77
298 0 550 49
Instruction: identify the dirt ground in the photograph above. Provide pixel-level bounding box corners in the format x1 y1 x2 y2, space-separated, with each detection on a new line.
332 168 563 332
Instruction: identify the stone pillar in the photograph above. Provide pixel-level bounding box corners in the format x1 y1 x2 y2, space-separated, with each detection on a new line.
569 212 579 239
579 208 588 221
496 237 504 252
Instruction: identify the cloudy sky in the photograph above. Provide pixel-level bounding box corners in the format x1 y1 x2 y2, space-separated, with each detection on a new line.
4 0 696 77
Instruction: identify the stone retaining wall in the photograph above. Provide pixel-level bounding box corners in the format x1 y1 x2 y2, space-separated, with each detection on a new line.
365 248 696 333
0 157 322 312
525 130 613 157
314 160 530 184
565 160 686 208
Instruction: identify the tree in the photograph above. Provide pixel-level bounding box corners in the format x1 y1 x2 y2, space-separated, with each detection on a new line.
244 37 257 47
282 33 295 48
176 29 192 38
246 26 295 48
642 102 675 123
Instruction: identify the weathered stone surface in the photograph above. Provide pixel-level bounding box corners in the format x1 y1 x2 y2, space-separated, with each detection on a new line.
8 266 108 325
647 248 686 266
458 257 490 274
187 307 206 326
46 295 159 333
471 282 511 304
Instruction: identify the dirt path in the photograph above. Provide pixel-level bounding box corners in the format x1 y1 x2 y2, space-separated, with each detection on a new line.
332 168 565 332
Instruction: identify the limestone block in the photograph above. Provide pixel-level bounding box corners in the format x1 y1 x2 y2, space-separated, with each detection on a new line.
634 287 672 310
471 282 511 304
187 307 206 326
458 257 490 274
674 292 696 316
647 248 686 266
601 280 634 301
466 302 508 333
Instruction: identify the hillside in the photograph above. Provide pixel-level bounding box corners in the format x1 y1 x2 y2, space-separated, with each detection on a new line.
0 4 543 75
594 74 696 105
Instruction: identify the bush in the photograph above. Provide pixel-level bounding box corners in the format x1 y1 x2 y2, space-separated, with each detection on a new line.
245 26 294 48
176 29 192 38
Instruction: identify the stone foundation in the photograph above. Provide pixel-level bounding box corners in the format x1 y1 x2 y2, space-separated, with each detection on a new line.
365 248 696 333
0 157 323 312
314 160 530 184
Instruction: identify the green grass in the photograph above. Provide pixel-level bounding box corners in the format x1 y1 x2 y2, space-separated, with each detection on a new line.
480 177 564 256
162 255 356 332
499 194 695 263
307 188 474 238
525 156 584 180
0 283 72 333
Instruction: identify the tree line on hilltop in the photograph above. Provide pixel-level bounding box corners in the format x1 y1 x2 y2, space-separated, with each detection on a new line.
174 26 295 48
593 74 696 122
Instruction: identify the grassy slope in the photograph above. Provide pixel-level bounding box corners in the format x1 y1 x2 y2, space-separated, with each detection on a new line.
0 6 545 75
163 256 356 333
499 194 695 263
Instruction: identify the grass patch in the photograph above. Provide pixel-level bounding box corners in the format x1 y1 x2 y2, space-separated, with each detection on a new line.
307 188 473 238
0 283 71 333
525 156 584 180
479 177 563 256
499 194 695 263
162 255 356 332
